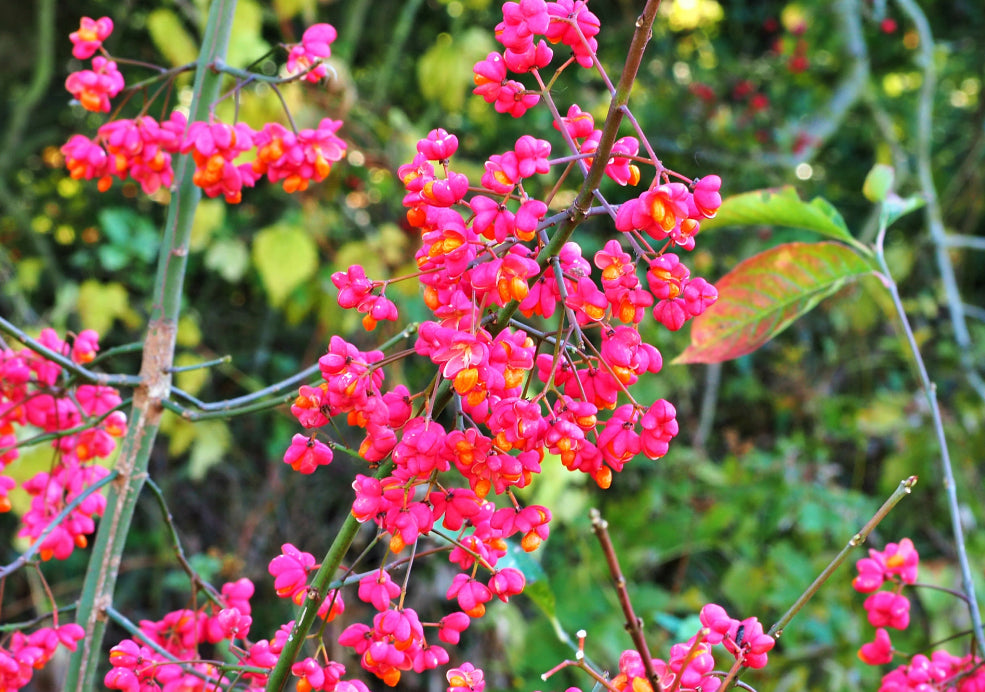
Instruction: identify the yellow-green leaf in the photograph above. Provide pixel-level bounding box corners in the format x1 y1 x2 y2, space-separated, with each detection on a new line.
252 223 319 307
176 314 203 348
15 258 44 292
147 9 199 67
77 280 136 334
226 0 271 69
418 29 494 112
863 163 895 203
188 420 232 481
273 0 316 22
190 199 226 251
163 413 196 457
205 237 250 283
374 223 410 267
174 353 209 397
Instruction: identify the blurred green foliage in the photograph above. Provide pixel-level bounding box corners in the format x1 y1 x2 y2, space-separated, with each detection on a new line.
1 0 983 691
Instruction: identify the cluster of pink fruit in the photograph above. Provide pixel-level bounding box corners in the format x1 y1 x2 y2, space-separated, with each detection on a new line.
62 17 346 202
854 539 985 692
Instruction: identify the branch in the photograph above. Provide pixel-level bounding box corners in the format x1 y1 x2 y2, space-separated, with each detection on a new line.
591 508 664 692
0 316 142 387
0 398 132 458
0 470 119 579
264 460 394 691
267 3 664 687
487 0 662 337
893 0 985 404
768 476 917 638
163 320 421 420
144 478 225 606
876 211 985 660
65 0 241 687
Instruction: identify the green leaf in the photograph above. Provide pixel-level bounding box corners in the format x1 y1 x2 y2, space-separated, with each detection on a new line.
77 280 137 334
146 9 199 67
177 314 203 348
273 0 317 22
417 29 494 112
675 242 875 364
252 223 319 306
206 237 250 282
188 420 232 481
97 245 130 272
880 193 925 228
498 540 554 619
226 0 271 69
98 208 134 244
701 186 870 254
863 163 895 203
97 207 159 264
190 199 227 252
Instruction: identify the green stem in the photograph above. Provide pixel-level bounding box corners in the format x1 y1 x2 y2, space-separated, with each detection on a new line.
767 476 917 639
265 2 663 688
0 316 142 387
265 461 393 692
892 0 985 403
0 604 77 632
163 323 418 420
64 1 238 689
875 216 985 660
168 362 320 412
0 0 62 305
161 392 294 421
0 399 131 458
145 478 225 606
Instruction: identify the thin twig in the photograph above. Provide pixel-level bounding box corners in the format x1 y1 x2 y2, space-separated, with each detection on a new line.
168 362 321 412
0 470 119 579
767 476 917 638
103 605 257 685
165 355 231 373
590 508 664 692
709 671 761 692
893 0 985 404
161 391 294 421
541 629 621 692
0 604 76 632
144 478 225 606
876 210 985 659
0 398 132 458
0 316 142 387
164 320 420 419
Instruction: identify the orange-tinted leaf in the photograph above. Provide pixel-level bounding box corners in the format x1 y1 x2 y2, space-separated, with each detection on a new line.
675 242 875 364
